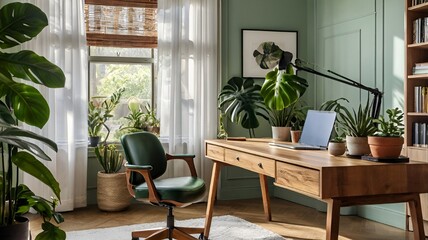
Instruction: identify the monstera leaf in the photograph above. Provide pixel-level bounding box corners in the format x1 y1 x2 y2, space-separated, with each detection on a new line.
0 2 65 128
0 2 48 49
261 65 308 111
218 77 269 137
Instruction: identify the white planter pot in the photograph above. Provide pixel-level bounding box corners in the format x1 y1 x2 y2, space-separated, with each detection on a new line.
346 136 370 156
272 126 291 141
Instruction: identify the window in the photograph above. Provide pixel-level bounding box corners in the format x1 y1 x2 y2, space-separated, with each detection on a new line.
88 46 157 141
85 0 158 142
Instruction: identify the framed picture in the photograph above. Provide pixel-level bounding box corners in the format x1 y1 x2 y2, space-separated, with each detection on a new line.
242 29 298 78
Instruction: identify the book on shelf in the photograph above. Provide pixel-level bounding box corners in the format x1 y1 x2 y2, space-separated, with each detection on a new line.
415 62 428 67
412 0 428 7
413 122 428 147
412 17 428 44
414 86 428 113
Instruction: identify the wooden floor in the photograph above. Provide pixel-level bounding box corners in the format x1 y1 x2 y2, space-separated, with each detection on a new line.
28 198 413 240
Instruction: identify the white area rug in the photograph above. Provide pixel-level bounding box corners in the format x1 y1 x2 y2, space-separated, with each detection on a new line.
66 215 285 240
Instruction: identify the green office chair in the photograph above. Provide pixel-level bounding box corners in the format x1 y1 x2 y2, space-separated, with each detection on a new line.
120 132 206 240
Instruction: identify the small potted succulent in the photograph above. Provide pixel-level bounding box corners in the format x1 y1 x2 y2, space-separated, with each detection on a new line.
328 136 346 156
368 107 404 159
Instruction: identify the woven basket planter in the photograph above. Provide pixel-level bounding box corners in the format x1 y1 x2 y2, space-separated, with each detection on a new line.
97 171 131 211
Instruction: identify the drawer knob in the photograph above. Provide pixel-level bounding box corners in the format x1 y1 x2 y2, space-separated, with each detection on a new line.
258 163 263 169
236 156 240 161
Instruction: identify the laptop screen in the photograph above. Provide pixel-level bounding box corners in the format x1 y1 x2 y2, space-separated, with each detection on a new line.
299 110 336 148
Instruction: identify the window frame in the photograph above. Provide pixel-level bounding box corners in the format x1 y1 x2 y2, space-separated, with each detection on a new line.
87 46 157 105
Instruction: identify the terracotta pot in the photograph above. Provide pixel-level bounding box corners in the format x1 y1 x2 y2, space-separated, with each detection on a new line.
368 136 404 159
0 216 30 240
272 126 291 141
346 136 371 156
97 171 131 211
328 142 346 156
290 130 302 143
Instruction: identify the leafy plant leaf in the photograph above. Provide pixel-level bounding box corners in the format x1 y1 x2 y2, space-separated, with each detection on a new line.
35 222 66 240
0 77 49 128
12 151 60 199
0 51 65 88
261 67 308 111
218 77 268 131
0 2 48 49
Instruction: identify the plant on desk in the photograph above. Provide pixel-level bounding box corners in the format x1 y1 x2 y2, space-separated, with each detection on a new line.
368 107 404 159
321 98 377 156
254 42 308 141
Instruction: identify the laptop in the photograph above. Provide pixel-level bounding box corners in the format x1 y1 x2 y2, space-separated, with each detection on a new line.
269 110 336 150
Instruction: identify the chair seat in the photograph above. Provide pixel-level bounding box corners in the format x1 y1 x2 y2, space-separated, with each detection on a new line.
134 176 206 204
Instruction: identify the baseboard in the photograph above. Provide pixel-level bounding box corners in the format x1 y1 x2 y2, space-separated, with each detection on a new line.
357 204 406 230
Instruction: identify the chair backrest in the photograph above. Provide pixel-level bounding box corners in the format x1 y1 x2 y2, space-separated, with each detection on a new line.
120 132 167 184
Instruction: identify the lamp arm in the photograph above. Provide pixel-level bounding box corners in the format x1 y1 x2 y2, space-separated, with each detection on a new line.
291 60 383 119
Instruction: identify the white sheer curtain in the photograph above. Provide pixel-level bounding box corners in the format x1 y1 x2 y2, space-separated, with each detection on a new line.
157 0 218 184
23 0 88 211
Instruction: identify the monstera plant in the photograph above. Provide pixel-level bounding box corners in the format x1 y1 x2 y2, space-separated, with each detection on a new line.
0 2 65 240
253 42 308 111
218 77 269 137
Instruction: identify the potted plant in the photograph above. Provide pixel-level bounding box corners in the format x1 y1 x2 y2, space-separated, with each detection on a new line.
92 92 130 211
88 88 124 146
144 103 160 135
254 42 308 140
368 107 404 159
94 144 131 211
328 136 346 156
0 2 65 239
120 99 160 136
218 77 269 138
290 102 309 143
321 98 377 156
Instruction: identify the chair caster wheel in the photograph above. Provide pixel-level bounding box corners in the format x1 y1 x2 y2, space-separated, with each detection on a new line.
198 233 205 240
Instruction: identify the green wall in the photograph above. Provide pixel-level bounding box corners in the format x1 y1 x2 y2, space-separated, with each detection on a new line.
219 0 313 200
220 0 407 230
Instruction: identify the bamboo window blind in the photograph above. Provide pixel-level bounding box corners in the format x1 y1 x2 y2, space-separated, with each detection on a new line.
84 0 157 48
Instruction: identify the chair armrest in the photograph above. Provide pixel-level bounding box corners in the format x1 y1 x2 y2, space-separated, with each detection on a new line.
166 153 198 177
124 163 153 170
124 162 160 204
168 153 196 158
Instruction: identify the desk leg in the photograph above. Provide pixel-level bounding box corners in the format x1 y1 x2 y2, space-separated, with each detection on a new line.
259 174 272 221
326 198 341 240
204 161 222 240
408 194 426 240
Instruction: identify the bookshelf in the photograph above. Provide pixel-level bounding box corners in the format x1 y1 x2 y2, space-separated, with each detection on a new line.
405 0 428 234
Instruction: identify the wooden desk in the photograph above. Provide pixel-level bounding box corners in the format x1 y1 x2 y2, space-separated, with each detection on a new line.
203 139 428 240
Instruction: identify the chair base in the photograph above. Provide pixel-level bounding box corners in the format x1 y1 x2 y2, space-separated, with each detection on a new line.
131 206 204 240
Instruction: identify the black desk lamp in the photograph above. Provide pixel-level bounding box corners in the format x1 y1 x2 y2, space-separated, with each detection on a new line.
291 59 383 119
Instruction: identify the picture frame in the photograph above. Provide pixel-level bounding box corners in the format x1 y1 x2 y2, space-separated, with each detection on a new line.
242 29 298 78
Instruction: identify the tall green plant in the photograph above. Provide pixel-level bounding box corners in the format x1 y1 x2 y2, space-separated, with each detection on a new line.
0 2 65 239
218 77 269 137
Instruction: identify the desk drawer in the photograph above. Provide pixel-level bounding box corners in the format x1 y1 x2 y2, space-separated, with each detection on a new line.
224 149 275 177
276 162 320 197
206 144 225 162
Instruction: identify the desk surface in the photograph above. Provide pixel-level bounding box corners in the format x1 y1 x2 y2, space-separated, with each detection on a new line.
204 139 428 240
206 139 428 199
